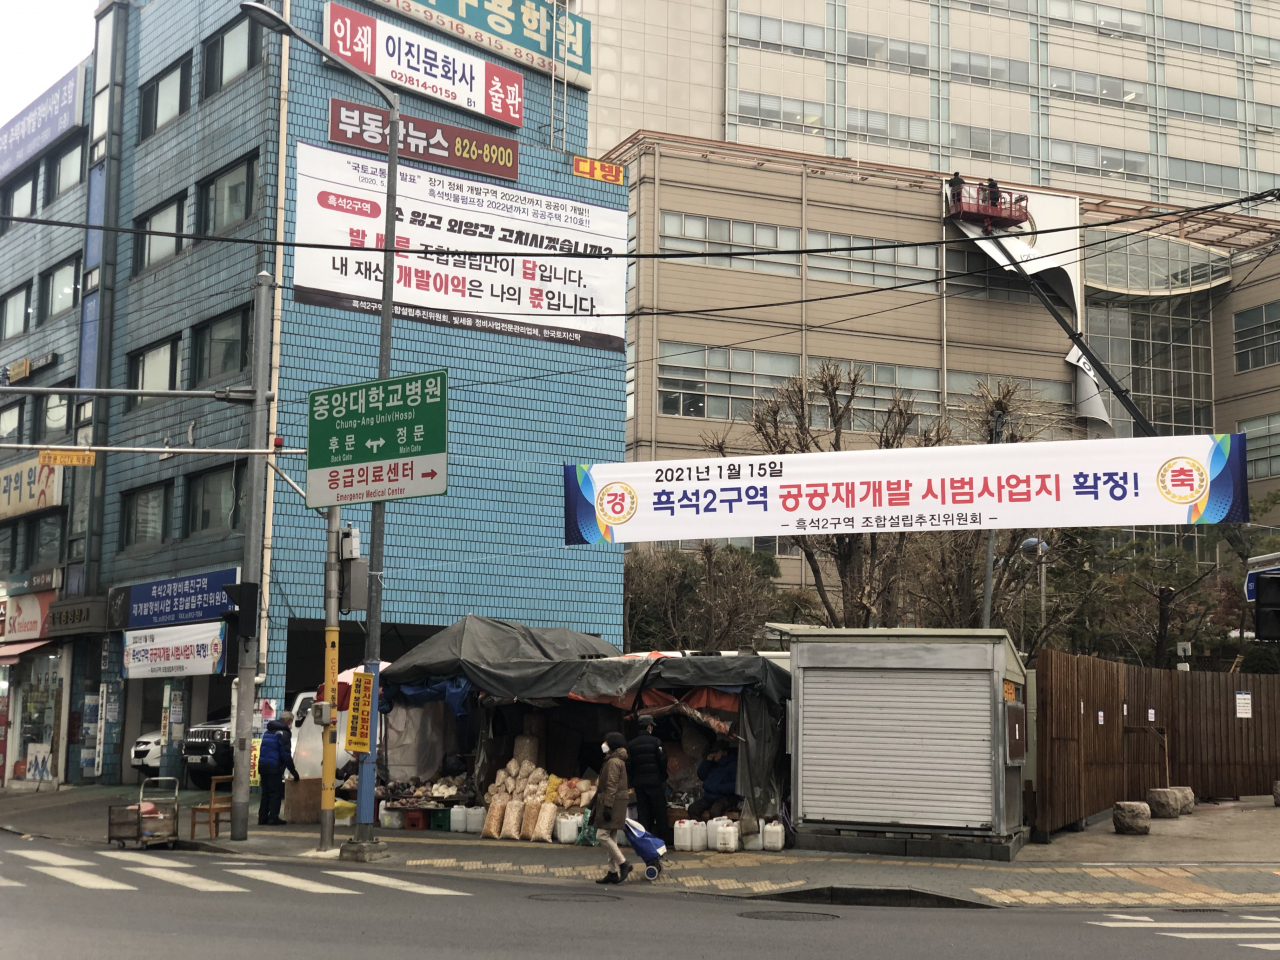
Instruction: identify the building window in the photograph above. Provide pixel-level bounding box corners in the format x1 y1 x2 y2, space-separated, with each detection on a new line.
809 357 943 433
135 198 184 272
200 158 256 234
40 257 80 321
659 212 801 277
1 168 37 235
946 247 1038 303
203 17 262 98
948 48 1031 85
26 513 63 570
1233 300 1280 373
192 308 249 385
34 385 71 443
667 536 802 558
187 462 245 535
0 403 24 444
1240 413 1280 481
139 54 192 140
46 139 84 202
0 525 14 576
128 340 177 409
1085 229 1230 294
735 91 830 136
658 341 800 420
1 284 31 340
807 230 939 291
123 483 172 548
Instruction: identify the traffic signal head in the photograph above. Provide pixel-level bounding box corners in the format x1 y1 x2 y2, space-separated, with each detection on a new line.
221 582 260 641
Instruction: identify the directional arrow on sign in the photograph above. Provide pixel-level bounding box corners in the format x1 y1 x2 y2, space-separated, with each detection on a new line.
424 469 438 479
365 437 386 453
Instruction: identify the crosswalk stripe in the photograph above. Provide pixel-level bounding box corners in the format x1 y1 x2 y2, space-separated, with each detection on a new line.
30 866 136 890
1092 923 1280 929
1158 934 1280 940
0 876 24 887
225 869 359 895
11 851 93 867
323 871 469 896
125 867 247 892
99 851 191 867
1244 946 1280 952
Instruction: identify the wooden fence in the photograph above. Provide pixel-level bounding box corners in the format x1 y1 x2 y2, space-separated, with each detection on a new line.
1034 649 1280 835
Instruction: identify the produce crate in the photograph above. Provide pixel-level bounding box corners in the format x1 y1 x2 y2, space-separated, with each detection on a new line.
429 808 451 831
403 809 426 830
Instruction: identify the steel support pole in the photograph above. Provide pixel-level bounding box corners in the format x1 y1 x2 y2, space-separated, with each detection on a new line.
319 506 340 850
347 96 398 858
981 413 1004 630
230 271 275 840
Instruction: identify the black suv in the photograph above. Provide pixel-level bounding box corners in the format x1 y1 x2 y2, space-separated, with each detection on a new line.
182 718 233 790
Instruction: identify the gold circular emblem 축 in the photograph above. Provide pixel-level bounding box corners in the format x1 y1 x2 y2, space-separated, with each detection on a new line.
596 481 638 526
1156 457 1208 505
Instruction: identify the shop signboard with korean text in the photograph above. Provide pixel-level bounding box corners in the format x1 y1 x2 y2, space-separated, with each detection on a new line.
362 0 591 88
571 156 624 185
307 370 447 509
5 592 55 642
325 3 524 126
345 672 374 753
107 568 239 631
328 98 518 181
293 142 627 352
0 66 84 181
123 620 228 680
0 458 62 522
565 433 1250 544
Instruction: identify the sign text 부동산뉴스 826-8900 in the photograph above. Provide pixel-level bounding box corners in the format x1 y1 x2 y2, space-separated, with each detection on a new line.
306 370 447 509
565 433 1251 544
292 141 627 353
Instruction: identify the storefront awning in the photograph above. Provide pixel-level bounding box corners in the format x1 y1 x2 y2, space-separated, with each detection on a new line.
0 639 56 664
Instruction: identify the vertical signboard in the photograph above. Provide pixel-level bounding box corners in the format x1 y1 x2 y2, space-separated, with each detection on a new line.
346 673 374 754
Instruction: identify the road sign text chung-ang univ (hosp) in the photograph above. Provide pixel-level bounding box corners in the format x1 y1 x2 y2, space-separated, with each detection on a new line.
306 370 447 509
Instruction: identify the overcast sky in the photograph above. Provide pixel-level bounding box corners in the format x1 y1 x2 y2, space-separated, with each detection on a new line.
0 0 100 127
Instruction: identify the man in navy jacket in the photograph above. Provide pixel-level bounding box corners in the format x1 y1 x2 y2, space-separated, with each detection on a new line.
257 716 299 826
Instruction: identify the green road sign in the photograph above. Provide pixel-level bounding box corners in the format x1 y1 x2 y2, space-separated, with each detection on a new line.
306 370 447 509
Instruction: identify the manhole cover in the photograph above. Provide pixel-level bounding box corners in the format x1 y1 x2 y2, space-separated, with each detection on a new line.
528 893 620 903
738 911 838 922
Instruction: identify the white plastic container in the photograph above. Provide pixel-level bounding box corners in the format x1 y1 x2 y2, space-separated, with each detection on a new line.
742 828 764 851
716 821 740 853
379 807 404 829
555 813 583 844
673 819 695 851
450 806 468 832
689 819 708 852
706 816 732 850
335 815 355 827
465 806 486 834
762 821 785 852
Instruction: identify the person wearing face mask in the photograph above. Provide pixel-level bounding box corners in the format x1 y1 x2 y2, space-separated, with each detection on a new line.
593 731 633 884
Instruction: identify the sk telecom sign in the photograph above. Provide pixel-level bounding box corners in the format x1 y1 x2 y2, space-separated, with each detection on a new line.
325 3 523 126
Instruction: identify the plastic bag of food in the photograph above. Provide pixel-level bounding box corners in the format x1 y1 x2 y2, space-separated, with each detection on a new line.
533 802 558 843
505 759 520 777
519 798 542 840
544 774 562 802
513 736 539 766
517 759 535 779
500 801 525 840
482 801 507 839
579 787 597 809
494 770 509 790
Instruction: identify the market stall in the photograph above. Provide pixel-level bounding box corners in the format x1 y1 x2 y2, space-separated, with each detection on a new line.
376 617 792 842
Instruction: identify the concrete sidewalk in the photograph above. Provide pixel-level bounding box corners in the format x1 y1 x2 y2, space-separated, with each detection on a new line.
8 785 1280 908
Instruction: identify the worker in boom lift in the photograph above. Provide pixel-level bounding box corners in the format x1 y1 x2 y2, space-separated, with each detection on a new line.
986 176 1001 209
947 171 965 206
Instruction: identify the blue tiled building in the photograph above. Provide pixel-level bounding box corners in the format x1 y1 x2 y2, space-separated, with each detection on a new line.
0 0 624 787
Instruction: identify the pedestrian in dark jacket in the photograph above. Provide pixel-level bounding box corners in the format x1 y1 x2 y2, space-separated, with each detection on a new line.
257 718 299 826
593 732 633 884
690 745 740 820
986 177 1001 208
947 171 965 206
627 715 669 842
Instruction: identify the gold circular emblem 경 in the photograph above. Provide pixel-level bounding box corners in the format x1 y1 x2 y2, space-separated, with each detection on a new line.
1156 457 1208 505
596 481 638 526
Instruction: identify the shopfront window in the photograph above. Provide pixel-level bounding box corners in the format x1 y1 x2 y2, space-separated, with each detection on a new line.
12 652 63 782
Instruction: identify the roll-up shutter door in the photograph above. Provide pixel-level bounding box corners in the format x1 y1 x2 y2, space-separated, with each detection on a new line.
799 668 993 829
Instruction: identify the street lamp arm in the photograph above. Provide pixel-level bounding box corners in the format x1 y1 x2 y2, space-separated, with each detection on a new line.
240 2 399 108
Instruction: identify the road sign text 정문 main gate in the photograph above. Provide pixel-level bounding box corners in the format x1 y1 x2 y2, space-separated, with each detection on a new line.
306 370 447 509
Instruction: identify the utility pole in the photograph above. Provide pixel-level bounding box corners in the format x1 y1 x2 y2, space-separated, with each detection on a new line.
229 271 274 840
981 410 1005 630
319 506 340 850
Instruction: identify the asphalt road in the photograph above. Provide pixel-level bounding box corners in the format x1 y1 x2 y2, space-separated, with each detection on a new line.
1 830 1277 959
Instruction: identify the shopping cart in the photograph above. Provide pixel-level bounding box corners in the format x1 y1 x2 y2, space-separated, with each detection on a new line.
107 777 180 850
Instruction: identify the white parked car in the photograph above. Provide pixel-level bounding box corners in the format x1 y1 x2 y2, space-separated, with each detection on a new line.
130 730 163 778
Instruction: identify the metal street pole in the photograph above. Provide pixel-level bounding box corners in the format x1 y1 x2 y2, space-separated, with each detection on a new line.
319 505 340 850
350 95 398 855
230 270 274 840
1038 530 1047 631
981 411 1005 630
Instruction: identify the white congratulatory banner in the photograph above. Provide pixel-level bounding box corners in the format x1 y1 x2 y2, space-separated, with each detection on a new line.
564 434 1250 544
293 141 627 352
124 620 228 679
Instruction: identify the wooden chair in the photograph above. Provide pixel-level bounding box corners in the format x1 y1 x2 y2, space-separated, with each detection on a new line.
190 776 234 839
